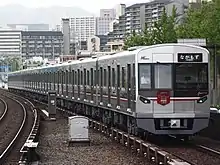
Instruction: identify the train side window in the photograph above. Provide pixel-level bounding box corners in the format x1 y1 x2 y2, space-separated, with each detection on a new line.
94 70 96 85
80 70 83 85
84 68 86 86
100 67 103 87
154 64 172 89
91 68 93 86
87 70 90 86
69 70 72 84
139 64 151 89
72 70 74 85
122 67 126 88
74 71 77 85
108 66 111 87
77 69 80 85
104 69 107 86
112 67 116 87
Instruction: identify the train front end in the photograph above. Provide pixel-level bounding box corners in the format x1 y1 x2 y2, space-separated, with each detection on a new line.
135 44 210 137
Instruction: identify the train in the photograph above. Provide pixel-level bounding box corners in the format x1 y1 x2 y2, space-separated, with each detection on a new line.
8 43 210 140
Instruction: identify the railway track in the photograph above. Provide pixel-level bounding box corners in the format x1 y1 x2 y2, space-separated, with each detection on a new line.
0 95 27 164
0 97 7 121
196 144 220 157
0 90 39 165
157 136 220 165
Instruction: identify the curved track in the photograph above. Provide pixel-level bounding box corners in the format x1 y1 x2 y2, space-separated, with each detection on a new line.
0 90 38 165
0 95 27 164
0 98 7 121
2 91 39 165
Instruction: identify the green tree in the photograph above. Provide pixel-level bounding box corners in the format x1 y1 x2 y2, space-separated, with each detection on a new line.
123 31 145 50
152 6 177 44
176 0 220 44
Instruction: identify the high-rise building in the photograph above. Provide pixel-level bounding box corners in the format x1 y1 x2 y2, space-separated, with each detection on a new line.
62 18 70 55
0 29 22 56
109 4 126 34
107 15 126 52
21 31 63 59
70 16 96 43
125 0 188 35
96 9 115 35
115 4 126 19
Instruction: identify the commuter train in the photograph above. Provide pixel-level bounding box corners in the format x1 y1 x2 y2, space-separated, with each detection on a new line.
8 43 210 139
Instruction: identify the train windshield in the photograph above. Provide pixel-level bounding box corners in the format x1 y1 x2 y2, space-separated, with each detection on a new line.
138 63 208 93
174 63 208 90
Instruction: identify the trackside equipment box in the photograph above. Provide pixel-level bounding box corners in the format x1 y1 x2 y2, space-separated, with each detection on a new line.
68 116 90 144
48 91 56 120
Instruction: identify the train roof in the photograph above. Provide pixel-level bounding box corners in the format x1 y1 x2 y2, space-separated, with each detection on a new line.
8 43 209 75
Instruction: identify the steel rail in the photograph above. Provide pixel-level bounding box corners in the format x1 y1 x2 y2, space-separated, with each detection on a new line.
0 98 8 121
0 96 27 163
0 90 40 164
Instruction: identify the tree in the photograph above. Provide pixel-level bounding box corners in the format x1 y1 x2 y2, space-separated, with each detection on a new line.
152 6 177 44
176 0 220 44
123 31 145 50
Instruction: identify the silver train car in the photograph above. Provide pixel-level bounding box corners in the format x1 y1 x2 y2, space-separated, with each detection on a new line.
8 43 210 138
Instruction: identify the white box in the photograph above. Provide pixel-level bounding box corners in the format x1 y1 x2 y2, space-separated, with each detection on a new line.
68 116 89 142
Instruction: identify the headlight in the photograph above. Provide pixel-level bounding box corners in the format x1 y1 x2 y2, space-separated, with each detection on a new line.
140 96 151 104
197 96 207 103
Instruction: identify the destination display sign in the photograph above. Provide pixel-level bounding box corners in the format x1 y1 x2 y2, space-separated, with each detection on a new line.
177 53 203 62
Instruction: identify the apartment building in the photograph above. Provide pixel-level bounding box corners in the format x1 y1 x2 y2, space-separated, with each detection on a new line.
125 0 189 34
96 9 115 35
107 15 126 51
115 4 126 19
21 31 63 59
0 29 22 56
70 16 96 42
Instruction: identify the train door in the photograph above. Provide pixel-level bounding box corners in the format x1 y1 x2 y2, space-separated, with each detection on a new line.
152 53 174 114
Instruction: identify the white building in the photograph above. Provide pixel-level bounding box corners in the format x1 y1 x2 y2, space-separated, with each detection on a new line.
96 9 115 35
115 4 126 19
70 16 96 42
87 36 100 52
0 29 22 56
109 4 126 33
125 0 188 34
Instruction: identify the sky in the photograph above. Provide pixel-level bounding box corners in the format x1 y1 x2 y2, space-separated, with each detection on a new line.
0 0 151 13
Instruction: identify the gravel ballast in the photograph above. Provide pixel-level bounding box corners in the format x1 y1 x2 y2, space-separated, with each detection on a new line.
36 114 151 165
